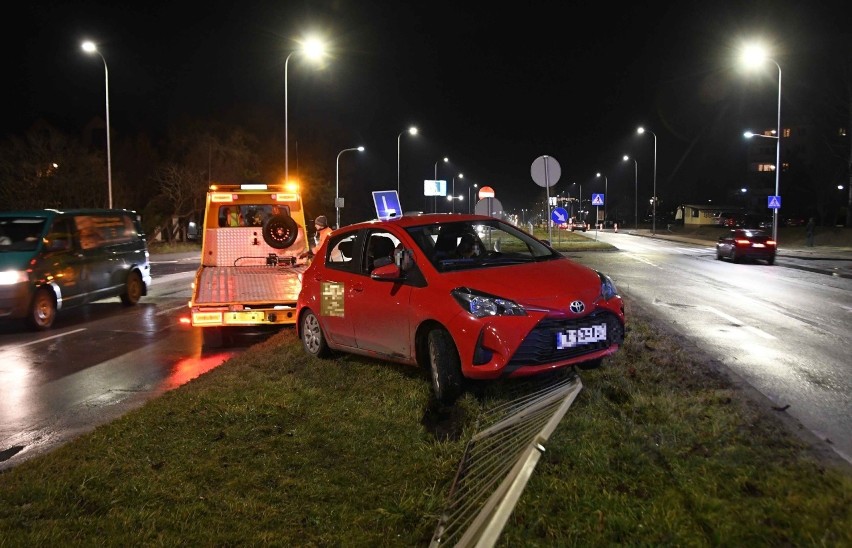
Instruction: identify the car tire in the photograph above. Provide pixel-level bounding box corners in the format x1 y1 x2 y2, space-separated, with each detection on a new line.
427 327 463 404
715 248 723 260
202 326 233 349
730 249 740 263
767 256 775 266
300 309 331 358
120 270 143 305
263 214 299 249
28 287 56 330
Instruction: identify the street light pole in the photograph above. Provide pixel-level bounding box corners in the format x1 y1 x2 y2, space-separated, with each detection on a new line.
451 173 463 213
623 155 638 229
335 146 364 229
397 126 418 197
637 127 658 234
571 182 582 220
81 41 112 208
285 38 326 187
434 156 448 213
741 44 783 243
468 183 478 213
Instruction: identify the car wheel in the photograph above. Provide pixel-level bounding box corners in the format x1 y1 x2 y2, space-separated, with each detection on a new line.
767 255 775 266
716 248 723 260
28 287 57 330
427 328 463 404
202 326 233 349
120 270 143 305
301 309 331 358
730 249 740 263
263 214 299 249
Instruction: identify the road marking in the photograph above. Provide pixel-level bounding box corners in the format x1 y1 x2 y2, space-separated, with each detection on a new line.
2 328 87 350
625 253 661 268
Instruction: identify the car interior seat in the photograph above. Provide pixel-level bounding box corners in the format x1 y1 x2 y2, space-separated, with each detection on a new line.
367 235 396 271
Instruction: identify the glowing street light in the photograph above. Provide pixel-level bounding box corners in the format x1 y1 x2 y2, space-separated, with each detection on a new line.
335 146 364 229
623 155 638 229
81 40 112 208
451 173 464 213
637 126 657 234
740 42 782 243
285 36 327 187
433 156 448 212
397 126 418 197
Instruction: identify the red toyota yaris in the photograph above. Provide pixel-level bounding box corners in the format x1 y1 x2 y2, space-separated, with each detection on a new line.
296 214 625 403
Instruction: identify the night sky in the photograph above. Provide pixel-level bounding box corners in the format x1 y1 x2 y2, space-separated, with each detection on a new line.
4 1 848 222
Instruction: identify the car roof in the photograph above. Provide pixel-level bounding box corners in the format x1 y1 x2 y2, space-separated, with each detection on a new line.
338 213 499 232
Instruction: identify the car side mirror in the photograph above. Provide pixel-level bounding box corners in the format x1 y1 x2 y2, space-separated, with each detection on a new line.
371 262 403 281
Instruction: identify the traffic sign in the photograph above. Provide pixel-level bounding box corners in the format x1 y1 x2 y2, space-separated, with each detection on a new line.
768 195 781 209
530 155 561 188
551 207 568 224
372 190 402 220
591 193 604 206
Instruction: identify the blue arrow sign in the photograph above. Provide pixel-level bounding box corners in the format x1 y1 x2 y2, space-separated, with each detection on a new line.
372 190 402 220
551 207 568 224
767 195 781 209
591 193 604 206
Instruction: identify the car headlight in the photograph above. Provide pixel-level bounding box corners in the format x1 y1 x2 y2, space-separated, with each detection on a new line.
0 270 28 285
452 287 527 318
598 272 619 301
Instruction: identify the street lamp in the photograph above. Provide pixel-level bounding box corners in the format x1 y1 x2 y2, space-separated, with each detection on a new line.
434 156 448 212
741 43 782 243
623 155 638 229
596 172 607 225
570 182 582 220
81 41 112 208
637 127 658 234
335 146 364 229
285 37 326 187
397 126 418 197
451 173 464 213
468 183 478 213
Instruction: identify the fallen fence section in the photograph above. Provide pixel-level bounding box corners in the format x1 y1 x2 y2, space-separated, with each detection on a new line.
429 371 583 547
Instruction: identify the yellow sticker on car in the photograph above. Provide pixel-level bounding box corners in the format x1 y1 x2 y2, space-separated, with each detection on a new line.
321 281 345 317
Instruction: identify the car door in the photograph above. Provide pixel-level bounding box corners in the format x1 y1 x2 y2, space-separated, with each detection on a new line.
41 217 92 307
349 230 414 358
312 231 362 349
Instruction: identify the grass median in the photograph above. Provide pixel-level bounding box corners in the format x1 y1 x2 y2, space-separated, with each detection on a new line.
1 295 849 545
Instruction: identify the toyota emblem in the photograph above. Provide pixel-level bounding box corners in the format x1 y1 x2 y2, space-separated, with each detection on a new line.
569 300 585 314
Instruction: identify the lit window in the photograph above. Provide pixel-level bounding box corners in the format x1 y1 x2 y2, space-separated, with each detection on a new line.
758 163 776 172
782 128 791 138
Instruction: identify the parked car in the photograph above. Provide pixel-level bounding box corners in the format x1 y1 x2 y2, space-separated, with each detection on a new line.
569 218 588 232
715 228 776 265
296 214 626 403
0 208 151 329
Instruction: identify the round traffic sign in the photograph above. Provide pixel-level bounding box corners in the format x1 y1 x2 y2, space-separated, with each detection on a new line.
530 155 561 188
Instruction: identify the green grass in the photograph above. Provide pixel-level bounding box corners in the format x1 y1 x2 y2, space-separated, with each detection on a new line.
0 299 849 545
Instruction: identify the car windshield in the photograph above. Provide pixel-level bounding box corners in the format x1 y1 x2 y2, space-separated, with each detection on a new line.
0 217 47 252
405 219 559 272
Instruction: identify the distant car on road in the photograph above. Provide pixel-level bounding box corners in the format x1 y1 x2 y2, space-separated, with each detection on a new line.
296 214 625 403
569 219 588 232
716 228 776 265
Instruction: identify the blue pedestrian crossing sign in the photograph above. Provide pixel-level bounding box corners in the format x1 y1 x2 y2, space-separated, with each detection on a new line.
372 190 402 220
767 195 781 209
591 193 604 206
551 207 569 224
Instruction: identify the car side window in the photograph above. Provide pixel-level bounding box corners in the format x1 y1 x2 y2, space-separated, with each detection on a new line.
325 232 360 273
364 231 401 273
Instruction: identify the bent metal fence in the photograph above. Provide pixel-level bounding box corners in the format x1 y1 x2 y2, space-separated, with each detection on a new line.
429 370 583 547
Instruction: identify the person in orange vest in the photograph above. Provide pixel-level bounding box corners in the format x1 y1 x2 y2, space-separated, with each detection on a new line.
311 215 333 254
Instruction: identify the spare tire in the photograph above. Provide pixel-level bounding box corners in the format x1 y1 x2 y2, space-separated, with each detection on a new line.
263 214 299 249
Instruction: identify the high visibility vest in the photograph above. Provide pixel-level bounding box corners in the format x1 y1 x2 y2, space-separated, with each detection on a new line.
228 210 240 226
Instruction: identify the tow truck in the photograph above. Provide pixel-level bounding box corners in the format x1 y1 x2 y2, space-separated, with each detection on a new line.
187 182 311 347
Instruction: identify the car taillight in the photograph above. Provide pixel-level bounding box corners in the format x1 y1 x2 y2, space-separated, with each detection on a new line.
734 238 751 246
766 240 776 246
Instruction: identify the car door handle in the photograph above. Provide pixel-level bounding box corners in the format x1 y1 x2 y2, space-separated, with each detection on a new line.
353 283 364 293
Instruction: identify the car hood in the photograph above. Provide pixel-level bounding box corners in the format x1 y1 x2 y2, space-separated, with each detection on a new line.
440 258 604 311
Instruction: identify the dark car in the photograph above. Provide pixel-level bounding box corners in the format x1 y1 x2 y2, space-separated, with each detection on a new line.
296 213 625 403
715 229 776 265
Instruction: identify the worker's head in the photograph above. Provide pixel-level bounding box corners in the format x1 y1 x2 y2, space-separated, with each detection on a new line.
315 215 328 229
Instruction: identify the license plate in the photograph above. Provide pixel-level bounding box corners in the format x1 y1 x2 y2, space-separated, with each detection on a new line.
752 243 765 248
224 311 265 323
556 324 607 349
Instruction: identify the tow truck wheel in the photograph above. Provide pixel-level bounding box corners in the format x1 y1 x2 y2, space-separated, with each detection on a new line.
202 326 233 349
263 214 299 249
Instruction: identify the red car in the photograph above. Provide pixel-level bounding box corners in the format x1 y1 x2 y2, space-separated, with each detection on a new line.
296 214 626 402
715 228 776 264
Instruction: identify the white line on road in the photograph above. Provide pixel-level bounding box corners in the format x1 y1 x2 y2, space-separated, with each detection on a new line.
625 253 661 268
2 328 87 350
